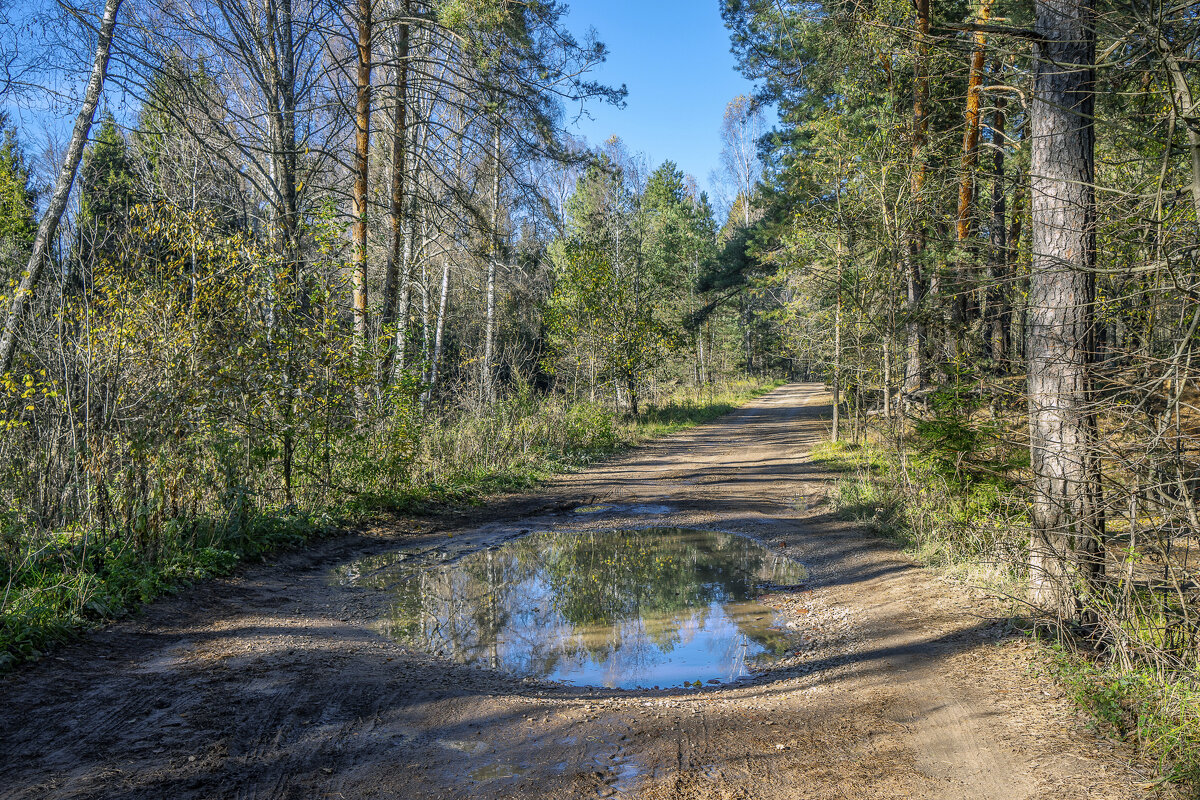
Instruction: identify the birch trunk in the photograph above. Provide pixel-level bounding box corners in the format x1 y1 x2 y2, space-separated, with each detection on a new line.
427 256 450 397
482 123 500 400
0 0 122 376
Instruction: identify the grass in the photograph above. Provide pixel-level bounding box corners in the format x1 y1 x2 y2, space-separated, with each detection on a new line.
0 377 783 670
1053 652 1200 794
809 438 1026 591
1 507 335 670
811 437 1200 796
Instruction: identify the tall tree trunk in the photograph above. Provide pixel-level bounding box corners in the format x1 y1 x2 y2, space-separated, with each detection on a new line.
379 4 409 385
883 334 893 418
391 189 416 383
0 0 122 376
902 0 930 398
351 0 372 353
350 0 373 416
950 0 993 360
420 209 431 374
425 254 450 402
1008 147 1026 363
266 0 304 504
1028 0 1104 620
833 244 844 441
988 84 1010 366
482 122 500 400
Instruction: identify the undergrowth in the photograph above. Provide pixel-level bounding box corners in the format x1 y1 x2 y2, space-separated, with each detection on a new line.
809 436 1026 590
813 417 1200 796
1 378 781 670
1054 652 1200 793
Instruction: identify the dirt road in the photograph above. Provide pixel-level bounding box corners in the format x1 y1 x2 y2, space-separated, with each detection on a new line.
0 384 1155 799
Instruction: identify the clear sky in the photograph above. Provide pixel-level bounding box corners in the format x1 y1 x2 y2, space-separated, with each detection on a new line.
562 0 758 199
5 1 759 205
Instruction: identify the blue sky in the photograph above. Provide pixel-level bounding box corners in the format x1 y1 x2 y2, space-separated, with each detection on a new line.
562 0 758 199
5 0 760 205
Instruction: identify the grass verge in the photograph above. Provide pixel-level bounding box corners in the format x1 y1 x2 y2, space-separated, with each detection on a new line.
811 436 1200 796
1053 651 1200 792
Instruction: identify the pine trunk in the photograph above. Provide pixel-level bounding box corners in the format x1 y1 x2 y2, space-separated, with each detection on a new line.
351 0 372 353
1028 0 1104 619
988 89 1010 366
950 0 992 360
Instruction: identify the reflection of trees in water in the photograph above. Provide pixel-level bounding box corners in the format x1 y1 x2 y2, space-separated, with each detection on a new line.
372 529 805 681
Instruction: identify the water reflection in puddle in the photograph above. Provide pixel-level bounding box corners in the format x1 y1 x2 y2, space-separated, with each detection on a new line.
470 763 530 782
573 504 613 514
342 528 807 689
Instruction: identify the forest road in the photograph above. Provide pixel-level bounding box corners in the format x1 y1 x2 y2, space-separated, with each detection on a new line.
0 383 1158 799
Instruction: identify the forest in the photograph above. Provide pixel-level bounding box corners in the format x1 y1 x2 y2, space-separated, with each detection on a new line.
1 0 1199 794
0 0 788 662
719 0 1200 782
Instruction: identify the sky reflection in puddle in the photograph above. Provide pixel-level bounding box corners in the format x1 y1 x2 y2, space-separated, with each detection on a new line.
345 528 807 689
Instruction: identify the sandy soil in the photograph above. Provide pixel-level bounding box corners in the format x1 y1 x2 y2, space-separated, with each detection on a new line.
0 384 1166 799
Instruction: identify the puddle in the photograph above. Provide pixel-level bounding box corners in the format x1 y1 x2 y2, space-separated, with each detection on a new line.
470 763 530 781
343 528 808 689
626 503 672 515
572 503 672 516
573 504 614 514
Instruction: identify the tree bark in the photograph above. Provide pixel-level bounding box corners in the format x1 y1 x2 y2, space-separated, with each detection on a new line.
351 0 372 354
425 254 450 402
1008 143 1026 363
902 0 930 398
833 243 843 441
482 122 500 400
883 334 893 418
391 183 416 384
380 4 409 385
949 0 993 360
1028 0 1104 620
988 86 1010 366
0 0 122 376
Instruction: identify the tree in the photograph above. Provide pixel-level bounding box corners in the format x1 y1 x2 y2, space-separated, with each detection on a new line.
715 95 764 228
79 114 142 261
1026 0 1103 619
0 114 36 270
0 0 122 377
351 0 374 359
644 161 719 384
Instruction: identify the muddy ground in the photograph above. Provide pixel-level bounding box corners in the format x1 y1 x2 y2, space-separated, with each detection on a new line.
0 384 1164 799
